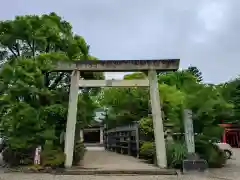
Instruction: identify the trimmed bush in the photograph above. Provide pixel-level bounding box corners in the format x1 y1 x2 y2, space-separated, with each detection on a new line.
195 138 226 168
2 148 21 166
73 140 86 165
41 148 65 168
2 146 36 167
40 141 65 168
139 141 155 163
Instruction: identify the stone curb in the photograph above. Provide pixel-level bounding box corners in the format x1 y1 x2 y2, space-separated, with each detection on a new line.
3 168 178 176
52 169 178 176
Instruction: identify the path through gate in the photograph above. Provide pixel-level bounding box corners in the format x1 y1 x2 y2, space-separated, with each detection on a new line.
53 59 180 168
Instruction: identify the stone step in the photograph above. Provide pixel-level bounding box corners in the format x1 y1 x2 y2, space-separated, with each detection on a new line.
53 168 178 175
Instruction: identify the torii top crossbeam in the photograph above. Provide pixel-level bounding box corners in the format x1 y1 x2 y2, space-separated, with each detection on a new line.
54 59 180 72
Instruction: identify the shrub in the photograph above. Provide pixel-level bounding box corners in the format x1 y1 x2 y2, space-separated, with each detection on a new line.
207 144 226 168
195 138 226 168
166 141 187 168
140 141 187 168
139 141 155 163
41 148 65 168
2 146 36 167
2 148 21 166
40 141 65 168
73 140 86 165
139 139 226 169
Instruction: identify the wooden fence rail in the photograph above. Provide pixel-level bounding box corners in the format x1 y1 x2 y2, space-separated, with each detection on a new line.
104 123 140 158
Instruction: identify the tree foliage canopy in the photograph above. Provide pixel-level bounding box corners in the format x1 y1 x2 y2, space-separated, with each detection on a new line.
0 13 99 152
99 69 234 140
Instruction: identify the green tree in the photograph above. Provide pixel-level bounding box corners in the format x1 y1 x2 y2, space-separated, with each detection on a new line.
99 72 185 132
0 13 101 165
187 65 203 82
0 12 103 88
159 70 232 137
219 78 240 123
101 70 232 141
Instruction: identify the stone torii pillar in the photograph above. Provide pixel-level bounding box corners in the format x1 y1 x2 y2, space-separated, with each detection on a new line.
64 70 80 168
148 70 167 168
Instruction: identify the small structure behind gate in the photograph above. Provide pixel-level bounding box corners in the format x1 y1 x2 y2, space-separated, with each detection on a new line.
104 122 140 158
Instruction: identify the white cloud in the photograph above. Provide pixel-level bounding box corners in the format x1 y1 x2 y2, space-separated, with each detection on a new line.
198 1 228 31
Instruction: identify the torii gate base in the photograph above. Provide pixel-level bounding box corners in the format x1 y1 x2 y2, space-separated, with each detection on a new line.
54 59 180 169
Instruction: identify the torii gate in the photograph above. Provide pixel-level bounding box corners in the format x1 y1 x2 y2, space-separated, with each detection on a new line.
54 59 180 168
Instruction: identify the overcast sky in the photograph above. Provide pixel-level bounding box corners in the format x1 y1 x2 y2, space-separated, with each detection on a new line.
1 0 239 83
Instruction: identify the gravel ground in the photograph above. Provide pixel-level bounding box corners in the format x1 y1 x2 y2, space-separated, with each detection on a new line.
206 148 240 180
0 173 224 180
1 149 240 180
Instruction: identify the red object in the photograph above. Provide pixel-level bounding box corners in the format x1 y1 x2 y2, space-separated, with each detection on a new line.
222 129 227 143
219 123 232 127
219 123 240 148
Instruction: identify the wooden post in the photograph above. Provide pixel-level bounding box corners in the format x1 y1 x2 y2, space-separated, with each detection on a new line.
222 129 227 143
128 132 131 155
100 127 104 144
135 123 140 158
80 129 84 142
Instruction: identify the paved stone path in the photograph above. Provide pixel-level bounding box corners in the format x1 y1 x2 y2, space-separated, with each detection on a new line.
81 148 159 170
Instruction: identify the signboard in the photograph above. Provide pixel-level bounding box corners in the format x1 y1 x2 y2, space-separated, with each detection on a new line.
54 59 180 72
34 146 42 165
183 109 195 153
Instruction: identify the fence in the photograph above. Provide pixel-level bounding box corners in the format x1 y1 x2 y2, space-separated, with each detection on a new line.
104 123 140 157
